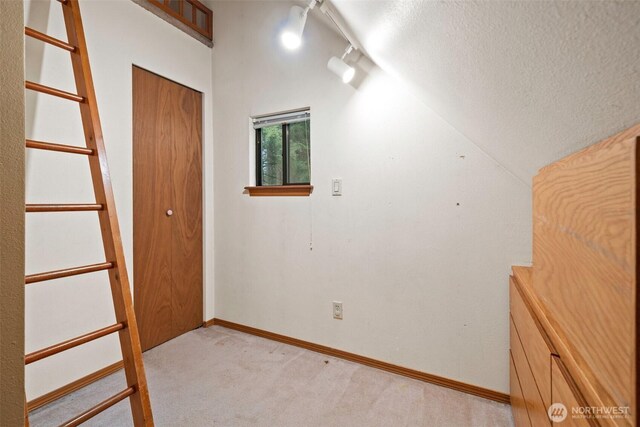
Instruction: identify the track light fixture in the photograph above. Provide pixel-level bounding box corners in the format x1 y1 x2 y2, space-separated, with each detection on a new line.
280 0 317 50
280 0 358 84
327 44 355 83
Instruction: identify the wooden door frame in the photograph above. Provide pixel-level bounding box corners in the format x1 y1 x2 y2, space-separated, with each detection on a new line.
131 64 205 347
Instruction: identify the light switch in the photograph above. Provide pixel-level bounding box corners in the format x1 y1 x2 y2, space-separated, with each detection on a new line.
332 178 342 196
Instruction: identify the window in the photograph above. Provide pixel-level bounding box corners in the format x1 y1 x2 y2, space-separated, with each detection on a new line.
254 109 311 187
141 0 213 45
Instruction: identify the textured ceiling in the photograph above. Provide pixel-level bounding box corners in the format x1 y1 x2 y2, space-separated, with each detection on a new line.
329 0 640 182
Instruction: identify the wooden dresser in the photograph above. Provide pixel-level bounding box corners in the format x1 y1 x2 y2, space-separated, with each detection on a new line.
510 124 640 427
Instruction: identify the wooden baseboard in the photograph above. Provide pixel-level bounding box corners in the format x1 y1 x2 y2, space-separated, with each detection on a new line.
204 318 510 405
27 361 124 412
30 321 510 409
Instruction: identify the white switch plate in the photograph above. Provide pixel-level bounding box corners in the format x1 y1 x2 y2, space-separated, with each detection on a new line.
333 301 343 319
332 178 342 196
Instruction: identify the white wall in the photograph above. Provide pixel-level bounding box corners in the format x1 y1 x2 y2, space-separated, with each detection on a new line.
23 0 535 400
24 0 214 399
212 1 531 394
331 1 640 182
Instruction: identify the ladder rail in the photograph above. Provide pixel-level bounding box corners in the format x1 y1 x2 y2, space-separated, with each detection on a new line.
61 0 154 424
23 0 154 425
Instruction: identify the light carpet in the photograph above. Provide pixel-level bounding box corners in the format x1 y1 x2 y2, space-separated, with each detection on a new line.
30 325 514 426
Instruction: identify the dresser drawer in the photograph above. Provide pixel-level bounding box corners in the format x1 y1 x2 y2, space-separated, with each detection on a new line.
510 276 553 407
511 350 532 427
511 315 551 426
551 356 593 426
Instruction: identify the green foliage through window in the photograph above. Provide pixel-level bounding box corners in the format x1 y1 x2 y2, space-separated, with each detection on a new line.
259 125 283 185
256 119 310 186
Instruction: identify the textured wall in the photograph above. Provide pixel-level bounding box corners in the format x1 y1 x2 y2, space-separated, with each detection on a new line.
331 0 640 182
212 0 531 394
0 1 26 424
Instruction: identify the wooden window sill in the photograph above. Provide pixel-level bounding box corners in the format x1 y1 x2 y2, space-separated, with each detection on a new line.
244 185 313 197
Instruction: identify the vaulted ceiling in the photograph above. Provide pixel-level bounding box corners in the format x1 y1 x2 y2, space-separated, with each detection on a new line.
329 0 640 182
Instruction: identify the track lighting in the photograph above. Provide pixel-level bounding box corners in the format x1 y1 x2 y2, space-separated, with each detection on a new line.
280 0 316 50
280 1 358 84
327 44 355 83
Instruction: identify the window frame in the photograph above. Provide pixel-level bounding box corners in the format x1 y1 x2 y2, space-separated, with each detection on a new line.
255 122 310 187
145 0 213 42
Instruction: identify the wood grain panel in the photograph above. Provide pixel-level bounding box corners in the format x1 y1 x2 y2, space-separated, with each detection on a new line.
133 66 174 351
133 67 202 351
170 79 203 338
510 276 553 408
551 356 595 427
511 316 552 426
513 268 617 427
511 351 533 427
244 185 313 196
532 125 639 425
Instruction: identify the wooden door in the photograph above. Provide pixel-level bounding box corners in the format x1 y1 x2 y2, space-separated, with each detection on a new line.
133 66 203 351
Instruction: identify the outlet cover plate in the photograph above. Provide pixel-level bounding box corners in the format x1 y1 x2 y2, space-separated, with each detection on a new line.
333 301 343 319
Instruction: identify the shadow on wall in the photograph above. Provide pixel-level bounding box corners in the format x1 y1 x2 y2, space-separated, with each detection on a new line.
346 50 375 90
24 0 52 176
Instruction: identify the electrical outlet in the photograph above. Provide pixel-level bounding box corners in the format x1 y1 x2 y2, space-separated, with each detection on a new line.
333 301 343 320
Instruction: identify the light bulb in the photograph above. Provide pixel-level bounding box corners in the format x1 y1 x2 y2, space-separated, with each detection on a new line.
342 66 355 83
327 56 355 84
280 6 307 50
281 31 301 50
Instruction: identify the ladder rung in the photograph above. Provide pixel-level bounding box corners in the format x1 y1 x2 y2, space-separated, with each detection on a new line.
25 262 114 284
24 27 76 52
60 387 135 427
25 323 125 365
26 139 94 155
26 204 103 213
25 81 84 103
26 360 124 411
23 0 154 425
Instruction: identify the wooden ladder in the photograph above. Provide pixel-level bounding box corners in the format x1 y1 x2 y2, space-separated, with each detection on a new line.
23 0 154 426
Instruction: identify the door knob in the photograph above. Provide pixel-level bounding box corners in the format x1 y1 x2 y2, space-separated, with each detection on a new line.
166 209 173 217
